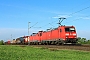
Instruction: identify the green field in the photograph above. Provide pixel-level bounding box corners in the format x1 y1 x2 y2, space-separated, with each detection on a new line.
0 45 90 60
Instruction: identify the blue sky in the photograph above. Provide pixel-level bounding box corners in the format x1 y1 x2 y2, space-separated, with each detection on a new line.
0 0 90 41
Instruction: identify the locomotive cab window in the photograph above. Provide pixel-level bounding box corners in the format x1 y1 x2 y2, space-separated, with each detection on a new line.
65 28 69 32
65 28 75 32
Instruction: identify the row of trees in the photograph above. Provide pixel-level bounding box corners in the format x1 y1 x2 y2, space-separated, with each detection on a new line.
0 40 4 45
77 37 90 44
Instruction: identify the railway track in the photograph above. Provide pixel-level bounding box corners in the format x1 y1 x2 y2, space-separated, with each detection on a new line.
30 44 90 51
5 44 90 51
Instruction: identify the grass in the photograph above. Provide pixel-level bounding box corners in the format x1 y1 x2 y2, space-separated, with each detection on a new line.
0 45 90 60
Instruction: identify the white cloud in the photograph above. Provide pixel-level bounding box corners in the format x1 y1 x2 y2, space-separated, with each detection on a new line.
52 15 72 18
80 17 90 20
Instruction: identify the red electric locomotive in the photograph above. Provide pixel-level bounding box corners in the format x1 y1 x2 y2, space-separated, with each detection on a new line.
29 25 77 45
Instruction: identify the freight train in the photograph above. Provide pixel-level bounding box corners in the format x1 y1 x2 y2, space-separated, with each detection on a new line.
5 25 78 45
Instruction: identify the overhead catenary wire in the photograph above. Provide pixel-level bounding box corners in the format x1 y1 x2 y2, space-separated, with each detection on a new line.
63 6 90 24
41 6 90 28
59 6 90 24
68 6 90 16
30 22 38 28
41 20 57 28
34 5 90 30
49 23 55 27
64 15 90 24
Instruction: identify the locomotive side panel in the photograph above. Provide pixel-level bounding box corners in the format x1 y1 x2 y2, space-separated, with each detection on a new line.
29 36 33 42
41 32 47 41
59 27 66 41
46 31 51 41
51 29 59 41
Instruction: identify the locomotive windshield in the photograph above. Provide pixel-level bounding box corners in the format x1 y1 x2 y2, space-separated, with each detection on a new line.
65 28 75 32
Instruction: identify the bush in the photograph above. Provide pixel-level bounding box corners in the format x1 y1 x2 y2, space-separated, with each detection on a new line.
0 40 4 45
77 37 90 44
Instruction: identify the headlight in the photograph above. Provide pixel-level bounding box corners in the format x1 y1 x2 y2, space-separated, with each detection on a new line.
66 37 68 38
65 34 69 35
73 34 76 35
74 37 77 38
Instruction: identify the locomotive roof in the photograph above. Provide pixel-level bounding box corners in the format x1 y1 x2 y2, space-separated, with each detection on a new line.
64 26 74 28
39 31 43 32
30 25 75 35
31 33 37 36
59 25 74 28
